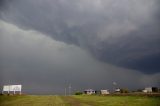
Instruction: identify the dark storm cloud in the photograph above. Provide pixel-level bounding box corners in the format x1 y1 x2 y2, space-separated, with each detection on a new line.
0 0 160 74
0 20 159 94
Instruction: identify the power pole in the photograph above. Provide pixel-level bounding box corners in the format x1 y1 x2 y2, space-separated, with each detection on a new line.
64 88 67 96
113 82 117 93
68 84 71 95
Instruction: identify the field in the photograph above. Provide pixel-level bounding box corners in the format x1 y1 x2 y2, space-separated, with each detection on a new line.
0 95 160 106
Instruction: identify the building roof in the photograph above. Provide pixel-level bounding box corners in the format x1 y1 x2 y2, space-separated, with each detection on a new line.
84 89 95 91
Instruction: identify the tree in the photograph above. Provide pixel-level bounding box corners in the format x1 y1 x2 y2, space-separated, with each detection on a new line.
120 88 129 93
74 91 83 95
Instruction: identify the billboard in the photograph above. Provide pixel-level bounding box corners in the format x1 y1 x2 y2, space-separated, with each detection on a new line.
3 85 22 92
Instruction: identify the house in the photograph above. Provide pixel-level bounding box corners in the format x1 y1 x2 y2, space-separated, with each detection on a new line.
84 89 96 95
100 90 109 95
143 87 152 93
142 87 159 93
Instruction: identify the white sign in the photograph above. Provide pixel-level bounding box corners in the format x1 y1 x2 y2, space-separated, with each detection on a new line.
3 85 22 92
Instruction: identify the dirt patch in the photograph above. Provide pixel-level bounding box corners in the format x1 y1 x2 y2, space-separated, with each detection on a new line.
61 96 82 106
61 96 93 106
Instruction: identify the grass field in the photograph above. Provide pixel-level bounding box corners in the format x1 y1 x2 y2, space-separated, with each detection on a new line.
0 95 160 106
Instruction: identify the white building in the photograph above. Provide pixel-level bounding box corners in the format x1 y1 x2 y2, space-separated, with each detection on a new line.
101 90 109 95
115 88 120 92
84 89 96 95
143 87 152 93
142 89 147 93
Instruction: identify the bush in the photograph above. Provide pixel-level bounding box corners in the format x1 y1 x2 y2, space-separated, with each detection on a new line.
120 88 129 93
75 91 83 95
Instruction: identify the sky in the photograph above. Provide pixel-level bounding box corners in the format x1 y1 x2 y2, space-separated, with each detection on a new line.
0 0 160 94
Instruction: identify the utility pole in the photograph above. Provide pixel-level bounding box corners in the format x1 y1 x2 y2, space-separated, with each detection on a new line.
68 84 71 95
64 88 67 96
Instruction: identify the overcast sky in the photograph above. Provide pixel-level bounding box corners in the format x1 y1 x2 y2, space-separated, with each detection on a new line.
0 0 160 94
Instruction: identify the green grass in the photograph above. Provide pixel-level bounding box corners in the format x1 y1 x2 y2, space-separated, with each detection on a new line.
73 95 160 106
0 95 67 106
0 95 159 106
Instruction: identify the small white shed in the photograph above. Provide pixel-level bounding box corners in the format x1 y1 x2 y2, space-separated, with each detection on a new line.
115 88 120 92
101 90 109 95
